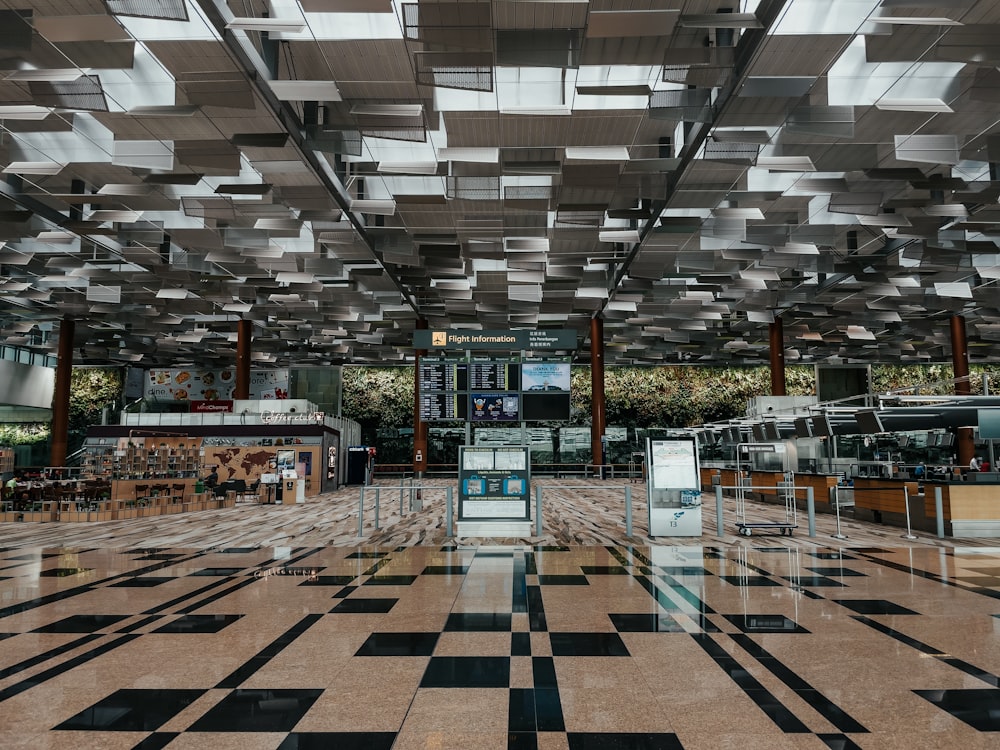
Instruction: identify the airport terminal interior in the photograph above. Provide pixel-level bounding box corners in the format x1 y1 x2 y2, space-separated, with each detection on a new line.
4 0 1000 748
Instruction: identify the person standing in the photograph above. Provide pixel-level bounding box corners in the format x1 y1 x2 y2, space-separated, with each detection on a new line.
969 456 981 472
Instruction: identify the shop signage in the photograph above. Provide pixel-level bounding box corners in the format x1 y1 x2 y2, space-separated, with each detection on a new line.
191 400 234 413
261 410 325 425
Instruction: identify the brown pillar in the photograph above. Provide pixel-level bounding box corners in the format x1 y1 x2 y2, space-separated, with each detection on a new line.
413 319 428 473
49 317 75 468
235 319 252 400
590 316 606 474
769 318 786 396
951 314 974 467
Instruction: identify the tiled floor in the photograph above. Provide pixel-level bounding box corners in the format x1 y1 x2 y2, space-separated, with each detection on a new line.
2 480 1000 749
2 540 1000 749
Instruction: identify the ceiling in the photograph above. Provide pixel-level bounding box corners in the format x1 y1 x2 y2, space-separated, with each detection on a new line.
1 0 1000 369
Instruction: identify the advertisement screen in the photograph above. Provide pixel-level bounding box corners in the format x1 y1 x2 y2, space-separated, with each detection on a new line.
521 361 570 392
470 393 519 422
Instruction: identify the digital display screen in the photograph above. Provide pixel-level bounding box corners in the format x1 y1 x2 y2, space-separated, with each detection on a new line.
470 393 519 421
467 361 519 390
419 392 467 421
521 361 570 391
522 392 570 421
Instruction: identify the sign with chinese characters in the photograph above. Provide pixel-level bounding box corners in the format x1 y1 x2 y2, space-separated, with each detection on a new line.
413 328 576 351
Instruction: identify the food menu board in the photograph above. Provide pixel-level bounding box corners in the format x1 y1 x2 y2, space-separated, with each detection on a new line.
145 368 290 402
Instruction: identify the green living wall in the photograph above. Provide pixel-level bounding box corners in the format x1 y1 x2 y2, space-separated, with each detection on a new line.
0 368 123 462
341 362 1000 439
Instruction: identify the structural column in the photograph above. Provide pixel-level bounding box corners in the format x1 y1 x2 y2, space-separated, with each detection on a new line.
950 314 974 467
49 317 74 468
413 318 428 473
590 316 607 473
235 319 252 400
769 318 786 396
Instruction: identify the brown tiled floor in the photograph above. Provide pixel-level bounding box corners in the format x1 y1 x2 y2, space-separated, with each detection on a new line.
1 480 999 748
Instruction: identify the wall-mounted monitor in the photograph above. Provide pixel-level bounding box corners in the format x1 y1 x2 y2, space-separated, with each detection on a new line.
939 432 954 448
811 414 833 437
751 424 767 442
470 393 519 421
794 417 813 438
763 421 781 441
855 409 885 434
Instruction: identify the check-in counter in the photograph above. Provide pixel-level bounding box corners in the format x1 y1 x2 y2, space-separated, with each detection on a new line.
929 481 1000 537
852 477 1000 537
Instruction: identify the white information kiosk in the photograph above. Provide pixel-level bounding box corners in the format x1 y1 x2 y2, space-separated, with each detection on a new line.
647 436 703 537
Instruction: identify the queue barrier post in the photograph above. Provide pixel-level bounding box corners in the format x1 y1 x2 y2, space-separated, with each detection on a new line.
625 485 632 537
535 485 542 537
358 486 365 537
715 485 724 539
806 486 816 538
934 486 945 539
445 486 453 537
831 485 848 540
901 484 917 540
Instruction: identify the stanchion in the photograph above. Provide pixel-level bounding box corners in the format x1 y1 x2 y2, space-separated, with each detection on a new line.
357 486 365 537
625 485 632 537
374 487 381 530
806 486 816 538
715 485 724 539
934 486 945 539
445 486 454 537
901 484 917 540
535 485 542 537
399 482 404 515
831 485 848 540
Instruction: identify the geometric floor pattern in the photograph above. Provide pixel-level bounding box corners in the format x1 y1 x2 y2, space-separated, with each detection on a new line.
3 543 1000 749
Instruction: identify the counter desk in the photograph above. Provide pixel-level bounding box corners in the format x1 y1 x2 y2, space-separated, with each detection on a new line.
852 476 1000 537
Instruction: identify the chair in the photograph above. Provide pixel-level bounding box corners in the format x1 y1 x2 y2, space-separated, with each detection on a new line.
133 484 149 506
171 483 186 503
232 479 248 502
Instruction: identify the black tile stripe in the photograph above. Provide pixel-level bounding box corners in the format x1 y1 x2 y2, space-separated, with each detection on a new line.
531 657 565 731
176 577 260 614
141 577 241 615
691 634 810 733
854 551 1000 601
129 732 180 750
730 633 868 733
818 734 865 750
852 616 1000 687
115 615 164 634
0 634 139 703
215 613 324 689
526 585 546 632
513 552 528 613
0 550 210 620
0 633 102 680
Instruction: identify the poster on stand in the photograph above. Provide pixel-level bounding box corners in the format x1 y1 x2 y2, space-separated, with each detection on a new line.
458 446 530 521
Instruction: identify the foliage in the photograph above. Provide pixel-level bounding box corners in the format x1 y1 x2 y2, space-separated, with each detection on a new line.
68 369 124 452
0 423 50 446
341 367 414 438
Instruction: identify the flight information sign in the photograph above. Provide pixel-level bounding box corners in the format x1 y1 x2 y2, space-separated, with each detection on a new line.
417 355 569 422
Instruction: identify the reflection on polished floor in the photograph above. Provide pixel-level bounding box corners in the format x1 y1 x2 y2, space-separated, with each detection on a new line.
2 538 1000 750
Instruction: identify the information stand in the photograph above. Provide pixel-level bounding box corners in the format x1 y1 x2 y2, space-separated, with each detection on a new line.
647 436 702 537
456 445 531 537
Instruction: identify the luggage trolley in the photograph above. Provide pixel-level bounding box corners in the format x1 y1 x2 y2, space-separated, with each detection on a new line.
735 470 799 537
